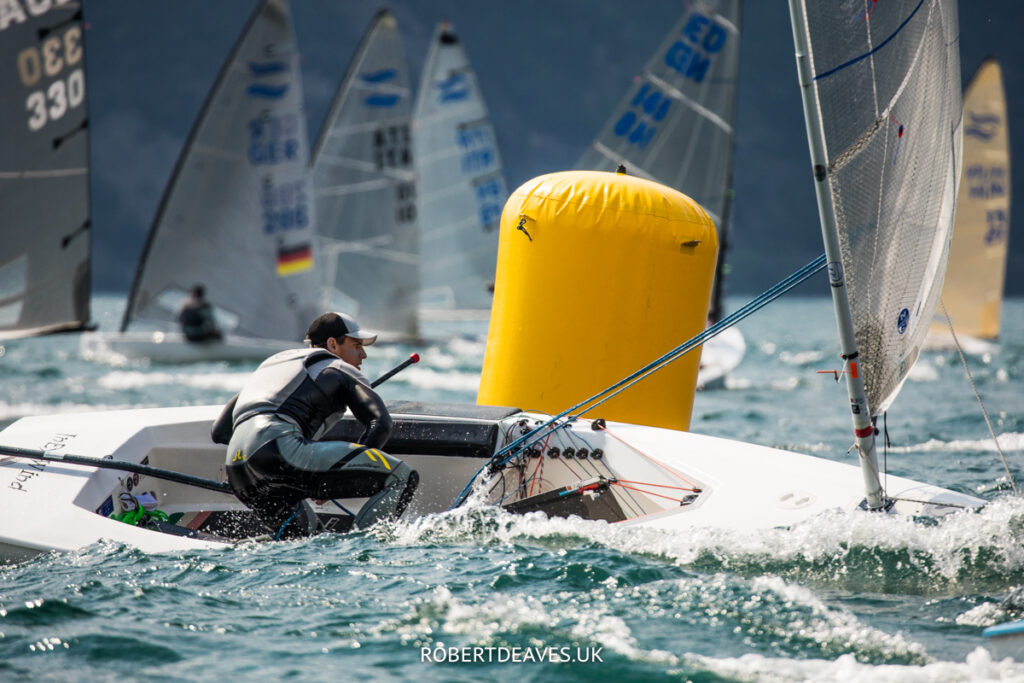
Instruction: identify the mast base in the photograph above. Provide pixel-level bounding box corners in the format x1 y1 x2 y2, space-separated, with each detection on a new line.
858 497 896 513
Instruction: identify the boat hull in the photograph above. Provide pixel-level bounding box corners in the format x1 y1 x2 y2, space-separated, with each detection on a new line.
697 326 746 389
0 402 984 563
476 412 983 532
0 403 507 562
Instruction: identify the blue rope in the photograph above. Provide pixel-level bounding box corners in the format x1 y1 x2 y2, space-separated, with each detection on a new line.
330 499 356 516
450 253 828 509
275 503 303 540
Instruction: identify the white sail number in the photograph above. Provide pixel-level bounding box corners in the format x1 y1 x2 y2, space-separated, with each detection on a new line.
24 68 84 131
474 178 503 231
262 179 310 234
0 0 73 32
17 23 84 131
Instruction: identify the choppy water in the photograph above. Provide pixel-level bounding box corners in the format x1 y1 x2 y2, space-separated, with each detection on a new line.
2 295 1023 682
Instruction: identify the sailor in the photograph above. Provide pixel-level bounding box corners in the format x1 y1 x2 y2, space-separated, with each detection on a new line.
178 284 223 342
211 312 418 539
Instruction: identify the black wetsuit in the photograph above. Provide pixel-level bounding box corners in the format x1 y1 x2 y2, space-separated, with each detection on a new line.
179 299 222 342
213 347 418 539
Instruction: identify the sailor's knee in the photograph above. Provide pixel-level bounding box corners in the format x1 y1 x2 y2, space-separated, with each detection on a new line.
387 459 417 486
389 458 413 479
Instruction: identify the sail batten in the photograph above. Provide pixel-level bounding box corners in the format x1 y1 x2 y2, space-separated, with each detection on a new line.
121 0 318 342
0 2 91 339
645 75 734 135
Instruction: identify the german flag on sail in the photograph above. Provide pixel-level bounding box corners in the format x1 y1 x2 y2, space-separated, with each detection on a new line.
276 243 313 276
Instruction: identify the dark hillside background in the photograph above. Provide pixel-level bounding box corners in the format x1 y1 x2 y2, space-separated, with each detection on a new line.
81 1 1023 297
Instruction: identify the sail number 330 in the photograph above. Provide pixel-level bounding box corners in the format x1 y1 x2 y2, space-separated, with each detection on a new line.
18 24 84 131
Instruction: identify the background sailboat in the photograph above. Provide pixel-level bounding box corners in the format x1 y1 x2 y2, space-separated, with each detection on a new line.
575 0 745 388
413 21 508 320
0 3 91 340
82 0 317 363
927 58 1011 352
310 9 418 341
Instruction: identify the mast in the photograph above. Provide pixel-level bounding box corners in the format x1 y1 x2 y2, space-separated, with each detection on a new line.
787 0 885 509
709 1 742 324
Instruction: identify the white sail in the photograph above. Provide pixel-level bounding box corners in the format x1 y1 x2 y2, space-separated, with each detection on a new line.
413 22 508 316
931 58 1010 342
310 9 417 339
576 0 740 239
121 0 319 342
0 2 91 339
795 0 962 415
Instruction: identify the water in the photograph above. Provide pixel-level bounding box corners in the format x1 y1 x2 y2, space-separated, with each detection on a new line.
1 294 1023 681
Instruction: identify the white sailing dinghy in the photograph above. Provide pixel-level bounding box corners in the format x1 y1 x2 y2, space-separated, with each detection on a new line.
925 58 1011 354
80 0 318 364
0 2 92 340
463 0 983 529
575 0 745 388
309 9 418 342
0 0 983 562
413 21 508 321
0 401 521 562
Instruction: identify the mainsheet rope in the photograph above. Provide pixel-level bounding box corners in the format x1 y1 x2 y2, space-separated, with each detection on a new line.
939 299 1018 495
450 253 829 509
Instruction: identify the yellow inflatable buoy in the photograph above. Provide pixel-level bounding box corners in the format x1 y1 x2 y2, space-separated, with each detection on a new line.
477 170 718 431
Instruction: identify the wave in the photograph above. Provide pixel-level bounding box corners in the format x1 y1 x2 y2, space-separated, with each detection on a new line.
687 648 1024 682
724 375 802 392
778 350 826 366
96 370 250 392
0 401 145 421
907 361 940 382
380 568 929 668
386 496 1024 594
891 432 1024 454
399 367 481 393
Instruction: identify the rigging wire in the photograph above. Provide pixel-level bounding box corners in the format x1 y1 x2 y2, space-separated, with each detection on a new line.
940 299 1018 495
450 253 829 509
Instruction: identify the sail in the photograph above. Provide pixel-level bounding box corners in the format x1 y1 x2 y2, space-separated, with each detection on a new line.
310 10 417 338
932 59 1010 341
121 0 319 341
576 0 740 236
0 2 90 340
413 22 508 315
798 0 962 413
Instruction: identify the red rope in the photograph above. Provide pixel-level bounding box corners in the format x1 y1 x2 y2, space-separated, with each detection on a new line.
614 479 699 492
528 451 544 496
611 482 684 504
599 425 702 490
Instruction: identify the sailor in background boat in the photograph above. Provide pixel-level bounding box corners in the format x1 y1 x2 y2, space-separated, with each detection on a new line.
211 312 418 539
178 284 223 342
